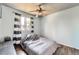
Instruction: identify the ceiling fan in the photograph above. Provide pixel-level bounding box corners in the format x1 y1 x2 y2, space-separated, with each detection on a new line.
30 3 46 17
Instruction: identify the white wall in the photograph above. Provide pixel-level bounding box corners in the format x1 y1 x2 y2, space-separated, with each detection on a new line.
0 5 3 41
40 6 79 49
0 18 2 40
0 5 40 40
34 17 40 35
1 5 14 40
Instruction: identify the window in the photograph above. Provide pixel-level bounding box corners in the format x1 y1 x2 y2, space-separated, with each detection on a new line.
21 16 31 31
21 16 25 30
26 17 31 31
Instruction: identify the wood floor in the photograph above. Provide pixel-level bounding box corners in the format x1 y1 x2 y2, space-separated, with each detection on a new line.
14 44 79 55
14 44 27 55
54 45 79 55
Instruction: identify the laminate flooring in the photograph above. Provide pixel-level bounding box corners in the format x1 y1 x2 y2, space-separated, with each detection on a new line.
54 45 79 55
14 44 27 55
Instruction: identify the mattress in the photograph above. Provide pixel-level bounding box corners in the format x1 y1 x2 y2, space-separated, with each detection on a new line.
21 37 60 55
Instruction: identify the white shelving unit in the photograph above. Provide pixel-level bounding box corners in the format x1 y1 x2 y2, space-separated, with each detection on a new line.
13 12 22 44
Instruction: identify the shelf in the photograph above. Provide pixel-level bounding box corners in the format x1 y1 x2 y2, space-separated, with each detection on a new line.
13 40 21 44
13 34 21 37
13 37 21 41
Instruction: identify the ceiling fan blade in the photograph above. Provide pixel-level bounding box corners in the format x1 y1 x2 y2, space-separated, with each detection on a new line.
39 3 46 6
42 10 46 11
30 9 41 12
37 3 46 9
29 10 37 12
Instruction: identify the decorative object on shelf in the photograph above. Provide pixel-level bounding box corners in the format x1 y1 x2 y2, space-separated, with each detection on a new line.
31 26 34 28
14 18 20 22
14 24 21 28
15 12 21 16
30 17 34 19
31 30 34 33
30 17 34 33
31 21 34 24
13 37 21 41
14 31 21 34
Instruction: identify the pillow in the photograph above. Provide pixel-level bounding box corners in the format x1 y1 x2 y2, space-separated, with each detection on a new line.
24 33 40 41
25 34 40 41
26 34 32 41
32 34 40 41
29 34 39 41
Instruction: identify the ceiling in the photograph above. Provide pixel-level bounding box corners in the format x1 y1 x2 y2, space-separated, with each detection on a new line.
4 3 79 16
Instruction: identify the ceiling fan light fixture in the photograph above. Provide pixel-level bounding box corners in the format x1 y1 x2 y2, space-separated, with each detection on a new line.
35 12 42 17
39 12 42 15
35 14 38 17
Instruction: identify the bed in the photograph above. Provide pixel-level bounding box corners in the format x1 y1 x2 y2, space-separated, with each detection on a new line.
20 34 60 55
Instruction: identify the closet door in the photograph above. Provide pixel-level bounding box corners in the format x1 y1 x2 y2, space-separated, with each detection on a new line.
0 4 1 35
0 4 2 18
1 6 14 39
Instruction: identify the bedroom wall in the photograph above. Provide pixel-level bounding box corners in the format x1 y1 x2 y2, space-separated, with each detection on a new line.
0 18 2 41
1 5 14 40
0 5 40 41
0 4 3 42
34 17 40 35
40 5 79 49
